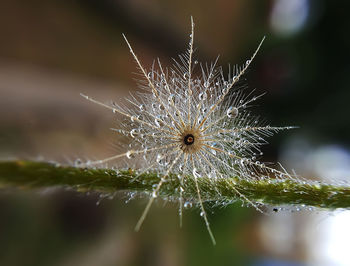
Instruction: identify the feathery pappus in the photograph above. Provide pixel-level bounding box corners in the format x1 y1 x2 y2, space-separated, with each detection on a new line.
80 17 295 245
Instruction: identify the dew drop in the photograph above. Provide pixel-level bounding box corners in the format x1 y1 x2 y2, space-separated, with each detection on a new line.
184 202 192 208
168 94 175 104
152 191 157 198
222 87 229 94
139 104 145 111
200 211 205 217
227 107 239 118
194 60 198 64
154 117 162 127
130 129 138 138
74 159 82 166
198 92 207 101
126 151 134 159
246 59 251 65
130 116 136 122
156 154 163 164
192 168 202 179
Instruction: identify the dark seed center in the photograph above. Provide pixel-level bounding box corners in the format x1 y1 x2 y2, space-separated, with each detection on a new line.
184 134 195 145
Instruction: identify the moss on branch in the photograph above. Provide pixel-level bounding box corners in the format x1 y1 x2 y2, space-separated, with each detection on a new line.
0 160 349 210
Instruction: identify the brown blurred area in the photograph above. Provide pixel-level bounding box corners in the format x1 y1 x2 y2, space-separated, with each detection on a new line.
1 0 350 265
0 0 261 161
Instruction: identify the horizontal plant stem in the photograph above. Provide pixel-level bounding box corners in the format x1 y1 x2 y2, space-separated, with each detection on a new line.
0 160 349 210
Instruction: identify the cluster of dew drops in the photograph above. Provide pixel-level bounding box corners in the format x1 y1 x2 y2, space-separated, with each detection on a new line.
76 18 303 244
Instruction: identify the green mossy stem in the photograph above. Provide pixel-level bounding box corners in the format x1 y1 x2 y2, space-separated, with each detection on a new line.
0 160 349 210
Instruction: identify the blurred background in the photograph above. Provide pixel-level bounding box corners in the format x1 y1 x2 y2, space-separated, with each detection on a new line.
1 0 350 265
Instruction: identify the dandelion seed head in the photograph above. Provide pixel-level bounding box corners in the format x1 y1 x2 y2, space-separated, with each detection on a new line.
81 17 295 244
